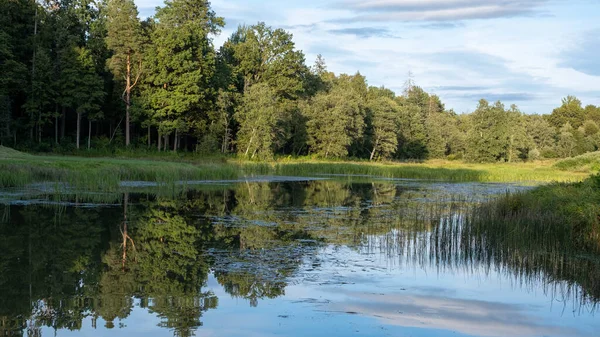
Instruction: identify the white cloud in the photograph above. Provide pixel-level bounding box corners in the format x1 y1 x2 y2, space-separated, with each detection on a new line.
327 291 587 337
134 0 600 113
334 0 549 22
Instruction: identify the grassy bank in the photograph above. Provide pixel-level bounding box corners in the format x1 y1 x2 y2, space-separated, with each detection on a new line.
263 159 587 183
465 174 600 254
0 146 591 191
461 174 600 301
0 146 238 191
554 151 600 172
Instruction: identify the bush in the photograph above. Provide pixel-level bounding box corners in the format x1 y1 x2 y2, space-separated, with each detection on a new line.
92 136 114 152
541 148 559 159
447 153 463 161
528 148 540 161
196 134 220 154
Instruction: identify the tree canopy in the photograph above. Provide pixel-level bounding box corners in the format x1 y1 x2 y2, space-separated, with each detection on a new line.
1 0 599 161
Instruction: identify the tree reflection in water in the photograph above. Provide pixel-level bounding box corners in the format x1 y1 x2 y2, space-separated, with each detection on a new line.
0 180 598 336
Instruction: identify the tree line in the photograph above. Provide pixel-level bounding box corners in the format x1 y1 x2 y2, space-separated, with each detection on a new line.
1 0 600 162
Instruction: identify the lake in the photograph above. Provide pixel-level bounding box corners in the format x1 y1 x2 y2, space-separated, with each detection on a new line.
0 177 598 337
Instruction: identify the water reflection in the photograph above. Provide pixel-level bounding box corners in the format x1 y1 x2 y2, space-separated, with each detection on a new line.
0 180 598 336
331 290 585 337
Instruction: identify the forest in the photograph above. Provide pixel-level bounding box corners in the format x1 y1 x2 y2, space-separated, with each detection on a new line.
2 0 600 162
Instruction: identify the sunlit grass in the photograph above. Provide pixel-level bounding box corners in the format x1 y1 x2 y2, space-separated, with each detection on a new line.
0 146 238 191
554 151 600 172
0 145 591 191
464 174 600 254
235 158 588 184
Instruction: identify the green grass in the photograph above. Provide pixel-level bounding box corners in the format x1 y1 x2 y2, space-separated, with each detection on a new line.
465 174 600 254
259 159 587 183
0 146 239 191
554 151 600 172
459 174 600 302
0 145 592 191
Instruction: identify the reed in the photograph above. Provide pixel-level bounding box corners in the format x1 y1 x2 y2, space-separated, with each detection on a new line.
0 147 239 191
0 146 591 192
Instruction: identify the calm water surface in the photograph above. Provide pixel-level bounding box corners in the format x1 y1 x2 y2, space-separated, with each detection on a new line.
0 178 598 337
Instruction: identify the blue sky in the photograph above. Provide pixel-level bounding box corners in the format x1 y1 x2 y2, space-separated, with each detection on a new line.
135 0 600 114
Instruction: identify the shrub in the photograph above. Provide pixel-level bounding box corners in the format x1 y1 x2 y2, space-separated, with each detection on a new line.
528 148 541 161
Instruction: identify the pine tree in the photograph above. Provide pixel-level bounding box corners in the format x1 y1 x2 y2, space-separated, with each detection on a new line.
106 0 144 146
396 103 427 159
466 100 513 162
23 48 54 143
144 0 224 152
71 47 104 149
0 29 26 144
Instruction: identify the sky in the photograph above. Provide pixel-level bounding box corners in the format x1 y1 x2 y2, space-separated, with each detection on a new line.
134 0 600 114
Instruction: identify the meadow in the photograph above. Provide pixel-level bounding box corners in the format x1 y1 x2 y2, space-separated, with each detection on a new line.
1 146 595 191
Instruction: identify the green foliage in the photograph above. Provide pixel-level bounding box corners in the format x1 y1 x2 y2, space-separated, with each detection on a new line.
367 96 399 160
144 0 224 145
235 83 279 159
525 114 555 153
302 74 367 158
0 95 11 143
466 100 527 162
23 48 55 140
105 0 143 79
556 123 578 158
225 22 307 98
585 105 600 125
394 86 445 159
205 89 239 153
2 0 600 163
547 96 585 128
73 47 105 117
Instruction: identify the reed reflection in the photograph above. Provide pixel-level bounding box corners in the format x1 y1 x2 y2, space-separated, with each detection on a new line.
0 180 597 336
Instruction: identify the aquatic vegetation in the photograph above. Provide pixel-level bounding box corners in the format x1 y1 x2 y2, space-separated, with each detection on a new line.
456 174 600 304
465 174 600 253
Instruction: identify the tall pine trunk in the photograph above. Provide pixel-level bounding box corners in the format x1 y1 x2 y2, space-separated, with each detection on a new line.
147 125 151 147
76 112 81 149
31 7 37 144
61 106 66 140
173 129 178 152
54 104 58 144
88 119 92 150
37 114 42 144
158 132 161 151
